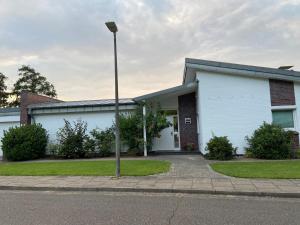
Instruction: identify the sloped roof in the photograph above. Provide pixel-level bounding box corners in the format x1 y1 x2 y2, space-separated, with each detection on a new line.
134 83 196 101
28 98 135 109
184 58 300 84
0 108 20 113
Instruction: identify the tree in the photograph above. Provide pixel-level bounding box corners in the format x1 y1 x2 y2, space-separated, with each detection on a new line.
11 65 57 106
119 103 171 154
0 73 9 107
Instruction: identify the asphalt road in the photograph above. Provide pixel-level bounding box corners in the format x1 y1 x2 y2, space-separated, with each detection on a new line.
0 190 300 225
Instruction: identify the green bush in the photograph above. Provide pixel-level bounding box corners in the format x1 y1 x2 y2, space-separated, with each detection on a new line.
119 113 142 154
2 124 48 161
119 103 171 154
57 120 88 159
246 122 293 159
90 128 114 157
205 136 236 160
46 142 60 157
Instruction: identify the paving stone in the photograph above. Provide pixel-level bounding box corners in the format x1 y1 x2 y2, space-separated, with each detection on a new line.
271 180 295 186
192 184 213 190
214 186 236 191
211 178 231 182
193 178 211 184
277 186 300 192
252 182 277 188
230 179 252 185
212 181 233 187
290 179 300 184
191 185 214 191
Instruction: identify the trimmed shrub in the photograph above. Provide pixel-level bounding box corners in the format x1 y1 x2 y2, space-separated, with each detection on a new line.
57 119 88 159
246 122 293 159
205 136 236 160
2 124 48 161
90 128 114 157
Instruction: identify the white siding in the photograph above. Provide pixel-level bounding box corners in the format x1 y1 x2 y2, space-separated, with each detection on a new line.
196 71 272 154
293 83 300 133
0 120 20 156
33 111 117 143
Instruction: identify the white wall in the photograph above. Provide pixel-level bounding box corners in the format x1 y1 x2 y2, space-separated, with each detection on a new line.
293 83 300 133
33 111 117 143
0 119 20 156
196 71 272 154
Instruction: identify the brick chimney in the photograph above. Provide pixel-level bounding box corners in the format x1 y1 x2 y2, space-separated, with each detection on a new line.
20 91 63 125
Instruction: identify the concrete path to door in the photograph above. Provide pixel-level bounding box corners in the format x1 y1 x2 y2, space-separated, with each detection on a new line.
1 155 300 197
152 154 226 179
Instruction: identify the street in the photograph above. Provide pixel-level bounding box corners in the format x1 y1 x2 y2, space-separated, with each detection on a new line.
0 191 299 225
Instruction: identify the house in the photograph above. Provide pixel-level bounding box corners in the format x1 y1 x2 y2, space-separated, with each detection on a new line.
0 58 300 156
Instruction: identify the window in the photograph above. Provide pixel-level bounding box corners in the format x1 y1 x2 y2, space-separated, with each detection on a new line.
272 110 294 128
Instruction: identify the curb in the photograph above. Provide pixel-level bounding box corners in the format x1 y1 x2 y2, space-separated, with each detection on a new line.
0 185 299 198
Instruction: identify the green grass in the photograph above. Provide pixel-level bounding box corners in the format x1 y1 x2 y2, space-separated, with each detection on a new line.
211 161 300 179
0 160 170 176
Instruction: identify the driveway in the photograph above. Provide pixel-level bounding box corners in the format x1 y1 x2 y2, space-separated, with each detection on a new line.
152 154 226 179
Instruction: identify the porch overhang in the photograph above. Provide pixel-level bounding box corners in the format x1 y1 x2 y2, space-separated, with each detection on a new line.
133 83 197 102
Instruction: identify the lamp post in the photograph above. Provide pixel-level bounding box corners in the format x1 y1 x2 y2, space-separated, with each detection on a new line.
105 21 120 178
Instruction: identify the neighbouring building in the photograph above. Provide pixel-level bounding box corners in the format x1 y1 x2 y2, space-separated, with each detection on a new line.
0 58 300 156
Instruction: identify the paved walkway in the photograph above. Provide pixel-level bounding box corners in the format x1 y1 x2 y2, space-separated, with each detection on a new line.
1 155 300 197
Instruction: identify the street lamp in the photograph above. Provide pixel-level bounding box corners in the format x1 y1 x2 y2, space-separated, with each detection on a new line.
105 21 120 178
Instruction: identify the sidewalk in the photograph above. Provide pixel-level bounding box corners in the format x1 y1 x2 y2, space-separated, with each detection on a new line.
1 175 300 197
1 155 300 197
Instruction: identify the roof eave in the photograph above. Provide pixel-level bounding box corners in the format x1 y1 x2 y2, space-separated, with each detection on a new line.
134 83 196 102
28 102 136 110
186 63 300 82
184 58 300 83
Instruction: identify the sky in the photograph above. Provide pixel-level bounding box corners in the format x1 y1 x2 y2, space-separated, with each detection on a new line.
0 0 300 101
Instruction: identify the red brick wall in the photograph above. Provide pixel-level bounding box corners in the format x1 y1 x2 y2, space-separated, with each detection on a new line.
20 91 62 124
178 92 198 151
269 79 295 106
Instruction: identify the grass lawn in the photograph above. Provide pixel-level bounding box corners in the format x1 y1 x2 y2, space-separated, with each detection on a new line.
0 160 170 176
211 161 300 179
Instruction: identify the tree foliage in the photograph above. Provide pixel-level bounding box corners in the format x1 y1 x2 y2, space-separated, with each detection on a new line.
0 73 8 107
11 65 57 106
119 103 171 154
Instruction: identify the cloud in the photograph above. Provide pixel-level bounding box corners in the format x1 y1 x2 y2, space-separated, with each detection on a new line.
0 0 299 100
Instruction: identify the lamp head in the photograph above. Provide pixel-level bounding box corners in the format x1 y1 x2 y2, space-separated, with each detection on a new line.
105 21 118 33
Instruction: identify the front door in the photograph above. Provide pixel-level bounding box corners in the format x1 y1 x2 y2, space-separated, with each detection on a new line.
152 115 180 151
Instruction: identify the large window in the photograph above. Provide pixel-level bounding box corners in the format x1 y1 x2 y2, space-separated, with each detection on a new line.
272 110 294 128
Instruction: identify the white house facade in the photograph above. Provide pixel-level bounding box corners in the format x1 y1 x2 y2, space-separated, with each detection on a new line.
0 58 300 156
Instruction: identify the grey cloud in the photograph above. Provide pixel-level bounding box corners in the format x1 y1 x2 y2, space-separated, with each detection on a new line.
0 0 299 100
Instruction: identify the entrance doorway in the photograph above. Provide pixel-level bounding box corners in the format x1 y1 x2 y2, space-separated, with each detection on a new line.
152 114 180 151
